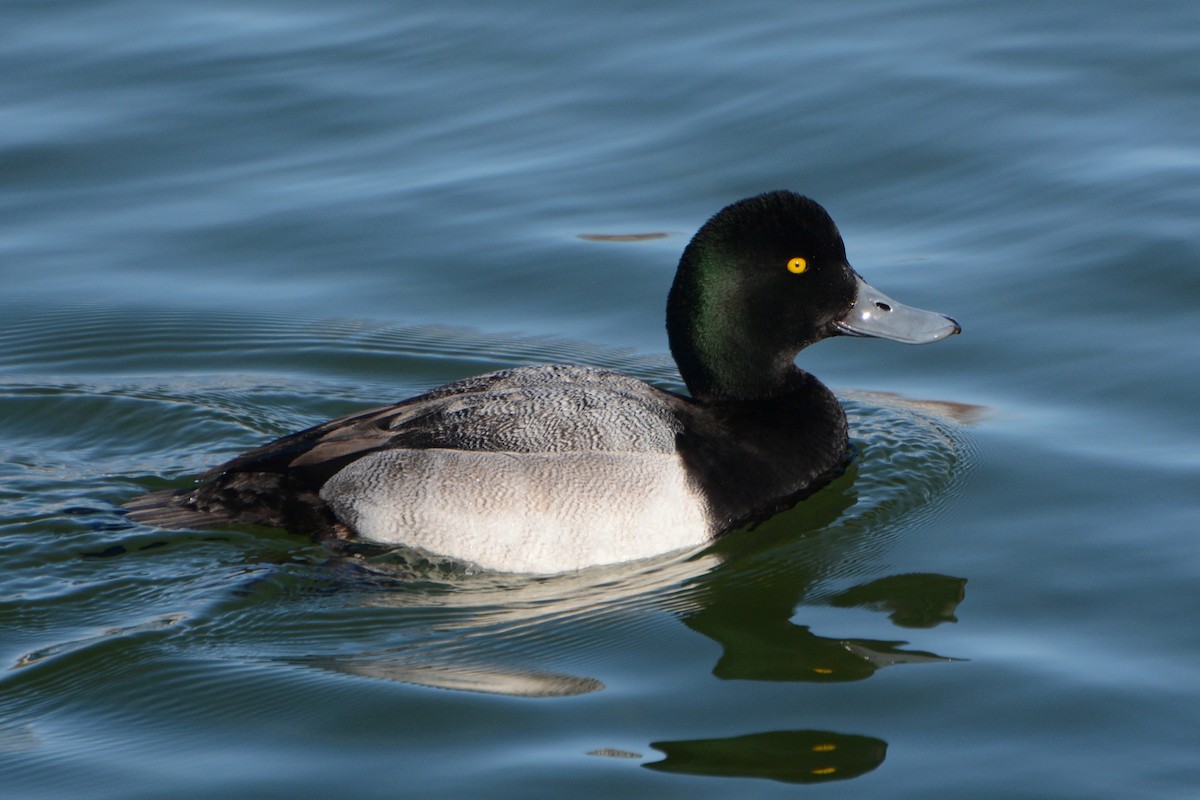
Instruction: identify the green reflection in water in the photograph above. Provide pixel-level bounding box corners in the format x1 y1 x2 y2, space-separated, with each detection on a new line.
644 729 887 783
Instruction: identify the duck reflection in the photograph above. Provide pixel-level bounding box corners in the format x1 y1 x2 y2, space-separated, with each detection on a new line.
829 572 965 628
308 562 964 694
644 729 887 784
682 571 964 684
677 467 964 683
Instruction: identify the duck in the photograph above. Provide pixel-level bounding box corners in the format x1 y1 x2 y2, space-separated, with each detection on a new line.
124 191 960 573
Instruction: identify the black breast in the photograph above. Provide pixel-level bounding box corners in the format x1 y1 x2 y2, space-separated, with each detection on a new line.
671 371 850 532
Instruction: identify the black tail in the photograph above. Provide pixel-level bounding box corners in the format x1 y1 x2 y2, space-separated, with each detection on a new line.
121 488 227 530
122 473 339 537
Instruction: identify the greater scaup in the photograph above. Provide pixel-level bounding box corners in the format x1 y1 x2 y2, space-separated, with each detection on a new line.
124 191 959 572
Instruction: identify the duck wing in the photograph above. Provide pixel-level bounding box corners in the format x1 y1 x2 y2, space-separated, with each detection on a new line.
124 365 684 532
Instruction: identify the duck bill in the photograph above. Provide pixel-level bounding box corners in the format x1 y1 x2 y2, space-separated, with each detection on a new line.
834 274 961 344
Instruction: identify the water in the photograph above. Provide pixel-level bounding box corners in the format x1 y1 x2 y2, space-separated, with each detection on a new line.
3 1 1199 797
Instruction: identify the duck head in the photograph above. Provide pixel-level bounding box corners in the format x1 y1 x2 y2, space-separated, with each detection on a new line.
666 191 960 401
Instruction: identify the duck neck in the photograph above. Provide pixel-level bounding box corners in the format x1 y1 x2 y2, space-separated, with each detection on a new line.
666 299 801 403
672 336 803 402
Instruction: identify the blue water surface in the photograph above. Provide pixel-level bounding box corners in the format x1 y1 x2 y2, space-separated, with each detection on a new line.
3 1 1199 798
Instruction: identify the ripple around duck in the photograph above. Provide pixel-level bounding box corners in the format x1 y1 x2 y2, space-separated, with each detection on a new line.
2 305 975 700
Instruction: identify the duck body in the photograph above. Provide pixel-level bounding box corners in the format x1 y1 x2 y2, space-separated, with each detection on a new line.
127 364 848 572
125 191 958 573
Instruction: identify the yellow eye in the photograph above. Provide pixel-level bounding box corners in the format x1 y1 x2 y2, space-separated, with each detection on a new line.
787 257 808 274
